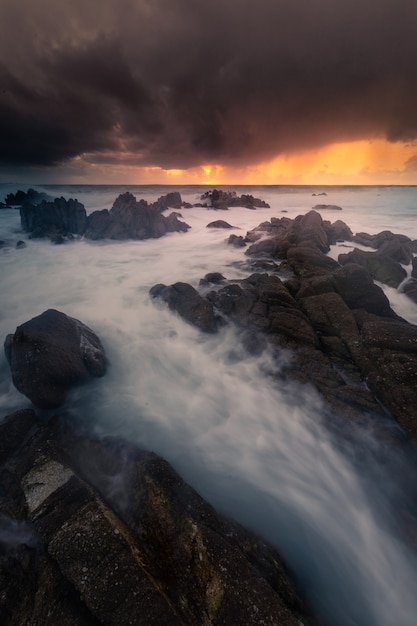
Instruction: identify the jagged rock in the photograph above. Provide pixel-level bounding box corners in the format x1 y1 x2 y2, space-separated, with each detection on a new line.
338 248 407 288
200 189 270 209
153 191 182 211
0 410 311 626
150 282 223 333
4 188 54 207
20 197 87 240
206 220 233 229
412 257 417 279
4 309 107 409
84 193 190 241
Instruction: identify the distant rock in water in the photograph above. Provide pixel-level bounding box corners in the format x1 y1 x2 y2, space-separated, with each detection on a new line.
206 219 234 228
312 204 343 211
0 410 311 625
200 189 270 210
4 309 108 409
4 188 54 207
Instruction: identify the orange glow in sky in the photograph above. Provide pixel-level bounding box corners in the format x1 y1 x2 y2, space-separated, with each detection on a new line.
54 138 417 185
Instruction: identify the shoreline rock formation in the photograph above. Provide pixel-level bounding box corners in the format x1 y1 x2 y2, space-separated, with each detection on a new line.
0 409 315 625
150 209 417 438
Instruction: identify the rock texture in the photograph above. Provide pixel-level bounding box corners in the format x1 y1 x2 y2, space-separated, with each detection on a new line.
200 189 270 210
4 309 107 409
0 409 313 626
150 210 417 437
19 192 190 243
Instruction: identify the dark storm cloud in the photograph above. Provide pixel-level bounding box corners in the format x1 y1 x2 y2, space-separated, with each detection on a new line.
1 0 417 170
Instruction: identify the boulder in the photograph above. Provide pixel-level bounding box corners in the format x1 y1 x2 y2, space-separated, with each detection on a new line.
228 234 246 247
0 410 312 626
150 282 223 333
200 189 270 209
403 279 417 303
153 191 182 211
338 248 407 288
206 220 233 229
4 309 107 409
312 204 342 211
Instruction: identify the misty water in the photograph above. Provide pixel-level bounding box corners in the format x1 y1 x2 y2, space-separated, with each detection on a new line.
1 184 417 625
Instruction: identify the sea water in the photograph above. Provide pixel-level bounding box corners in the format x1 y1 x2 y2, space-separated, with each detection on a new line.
1 184 417 625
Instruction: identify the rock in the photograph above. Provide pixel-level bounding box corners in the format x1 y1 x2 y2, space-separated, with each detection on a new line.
228 234 246 247
199 272 226 286
153 191 182 211
84 193 190 241
412 257 417 279
200 189 270 209
206 220 233 229
0 411 311 626
4 188 54 206
4 309 107 409
338 248 407 288
312 204 343 211
15 240 26 249
324 219 353 244
403 279 417 303
150 282 223 333
20 197 87 240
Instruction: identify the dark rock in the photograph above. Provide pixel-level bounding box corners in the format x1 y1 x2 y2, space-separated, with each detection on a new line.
403 279 417 303
4 309 107 409
331 263 398 318
150 282 223 333
206 220 233 229
324 219 353 244
312 204 342 211
228 234 246 247
15 241 26 249
338 248 407 288
21 197 87 240
84 193 190 241
5 188 54 206
153 191 182 211
199 272 226 286
412 257 417 279
0 412 310 626
200 189 270 209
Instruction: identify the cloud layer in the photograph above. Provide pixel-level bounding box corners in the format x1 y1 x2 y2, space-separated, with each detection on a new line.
1 0 417 171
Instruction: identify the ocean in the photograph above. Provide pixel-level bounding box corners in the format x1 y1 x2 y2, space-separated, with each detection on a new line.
1 183 417 625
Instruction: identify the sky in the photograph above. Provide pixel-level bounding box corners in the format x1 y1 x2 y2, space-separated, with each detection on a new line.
1 0 417 185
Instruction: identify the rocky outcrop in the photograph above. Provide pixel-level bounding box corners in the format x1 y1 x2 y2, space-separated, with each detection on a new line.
149 282 224 333
0 409 313 626
4 309 107 409
338 248 407 288
150 210 417 436
200 189 270 210
19 192 190 243
206 220 233 229
4 188 54 207
84 193 190 241
20 197 87 242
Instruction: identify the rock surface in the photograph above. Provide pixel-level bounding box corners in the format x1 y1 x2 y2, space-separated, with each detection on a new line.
0 409 314 626
150 210 417 437
4 309 107 409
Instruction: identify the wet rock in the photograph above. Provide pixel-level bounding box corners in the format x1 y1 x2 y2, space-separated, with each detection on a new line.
312 204 343 211
206 220 233 228
150 282 223 333
21 197 87 240
199 272 226 286
324 219 353 244
338 248 407 288
200 189 270 209
4 309 107 409
227 234 246 247
4 188 54 206
403 279 417 303
0 411 312 626
153 191 182 211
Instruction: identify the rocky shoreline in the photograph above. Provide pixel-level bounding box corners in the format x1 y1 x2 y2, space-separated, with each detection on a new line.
2 190 417 624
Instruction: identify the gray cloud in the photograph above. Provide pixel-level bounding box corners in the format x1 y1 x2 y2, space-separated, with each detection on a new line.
1 0 417 171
